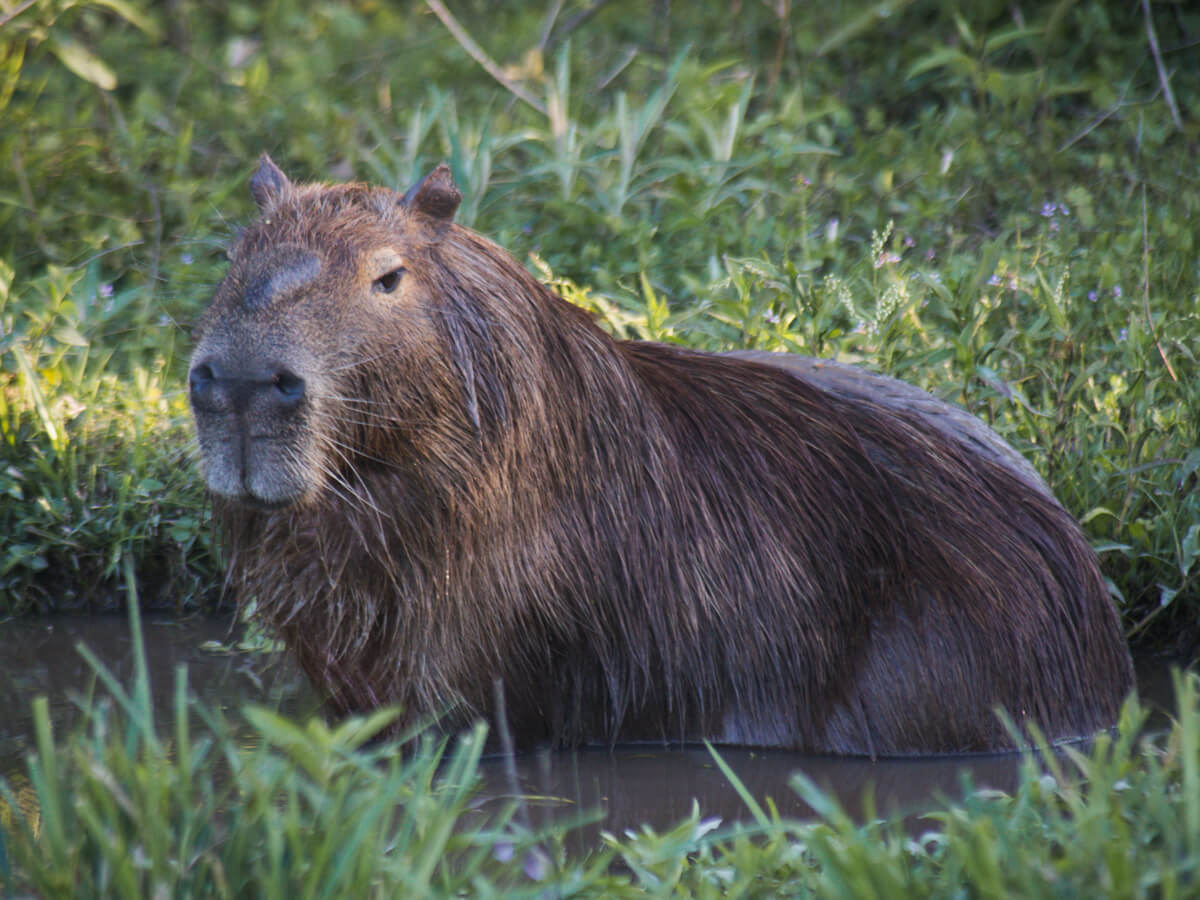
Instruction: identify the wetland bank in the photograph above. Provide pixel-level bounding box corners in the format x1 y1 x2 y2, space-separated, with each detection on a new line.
2 0 1199 894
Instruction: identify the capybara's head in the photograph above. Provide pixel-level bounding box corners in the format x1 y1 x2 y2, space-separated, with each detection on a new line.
189 156 470 509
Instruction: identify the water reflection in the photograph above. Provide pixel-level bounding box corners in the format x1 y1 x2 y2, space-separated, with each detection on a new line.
480 742 1020 843
0 616 310 765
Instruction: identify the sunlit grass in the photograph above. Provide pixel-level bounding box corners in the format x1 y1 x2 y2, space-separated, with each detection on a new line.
0 263 213 608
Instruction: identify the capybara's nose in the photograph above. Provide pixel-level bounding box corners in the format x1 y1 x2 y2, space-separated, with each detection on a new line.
189 358 305 415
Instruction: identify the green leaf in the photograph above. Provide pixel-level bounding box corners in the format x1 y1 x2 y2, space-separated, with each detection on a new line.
1066 185 1097 228
981 69 1042 104
134 477 164 495
1181 524 1200 576
952 13 976 48
244 705 329 781
46 36 117 91
982 26 1043 55
326 706 403 750
52 324 88 347
1179 448 1200 483
706 742 770 828
0 258 13 302
92 0 162 39
817 0 919 56
1080 506 1119 525
975 365 1045 416
906 46 972 81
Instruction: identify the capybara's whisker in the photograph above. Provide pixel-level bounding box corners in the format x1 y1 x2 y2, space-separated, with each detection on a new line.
320 409 397 428
328 346 407 373
320 443 393 522
325 436 407 473
186 155 1133 755
312 391 393 409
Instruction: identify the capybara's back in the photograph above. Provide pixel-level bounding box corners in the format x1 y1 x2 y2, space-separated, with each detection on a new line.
188 157 1134 755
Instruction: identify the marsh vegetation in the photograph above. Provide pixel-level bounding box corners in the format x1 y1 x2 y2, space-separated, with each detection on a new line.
1 0 1198 894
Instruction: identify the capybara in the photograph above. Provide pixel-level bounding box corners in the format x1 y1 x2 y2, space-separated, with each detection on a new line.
188 156 1134 755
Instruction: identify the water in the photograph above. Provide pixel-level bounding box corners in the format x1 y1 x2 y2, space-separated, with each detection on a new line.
0 615 1184 836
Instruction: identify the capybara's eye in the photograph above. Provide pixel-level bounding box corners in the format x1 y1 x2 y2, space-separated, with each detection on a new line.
373 267 406 294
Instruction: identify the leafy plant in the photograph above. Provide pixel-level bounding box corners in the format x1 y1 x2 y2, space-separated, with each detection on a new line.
0 0 1195 650
0 594 586 898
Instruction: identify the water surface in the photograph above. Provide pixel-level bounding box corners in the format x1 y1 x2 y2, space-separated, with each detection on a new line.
0 615 1182 837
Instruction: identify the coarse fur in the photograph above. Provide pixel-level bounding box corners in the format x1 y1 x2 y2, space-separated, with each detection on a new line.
189 156 1134 756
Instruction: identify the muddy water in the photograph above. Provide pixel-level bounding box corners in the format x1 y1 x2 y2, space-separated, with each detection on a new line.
0 616 1184 836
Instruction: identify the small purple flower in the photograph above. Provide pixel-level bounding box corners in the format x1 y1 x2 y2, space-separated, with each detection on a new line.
1058 203 1070 217
523 849 549 881
181 253 193 266
1008 277 1019 291
925 249 935 261
1118 327 1128 342
1040 202 1057 218
1088 290 1098 302
99 283 114 298
797 175 812 188
903 234 915 248
987 274 1002 287
1113 285 1122 299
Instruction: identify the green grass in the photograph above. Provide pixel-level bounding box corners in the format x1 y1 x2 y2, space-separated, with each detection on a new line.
0 600 558 897
3 601 1200 897
1 1 1198 643
3 3 1199 893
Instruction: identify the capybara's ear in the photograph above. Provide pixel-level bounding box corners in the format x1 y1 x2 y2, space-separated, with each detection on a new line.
403 164 462 223
250 154 292 211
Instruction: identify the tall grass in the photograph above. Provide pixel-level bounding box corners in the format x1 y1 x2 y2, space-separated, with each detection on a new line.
3 599 1200 896
0 598 574 898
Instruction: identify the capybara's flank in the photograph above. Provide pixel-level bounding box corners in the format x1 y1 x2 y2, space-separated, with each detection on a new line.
189 156 1134 755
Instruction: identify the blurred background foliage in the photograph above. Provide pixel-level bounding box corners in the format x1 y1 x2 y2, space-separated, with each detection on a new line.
0 0 1197 652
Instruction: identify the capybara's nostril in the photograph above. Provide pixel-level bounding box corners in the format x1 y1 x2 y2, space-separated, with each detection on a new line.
188 361 217 406
272 369 305 409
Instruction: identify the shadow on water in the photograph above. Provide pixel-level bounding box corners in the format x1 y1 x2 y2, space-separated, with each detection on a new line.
0 615 1188 839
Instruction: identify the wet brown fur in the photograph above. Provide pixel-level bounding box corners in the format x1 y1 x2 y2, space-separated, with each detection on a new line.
190 158 1134 755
